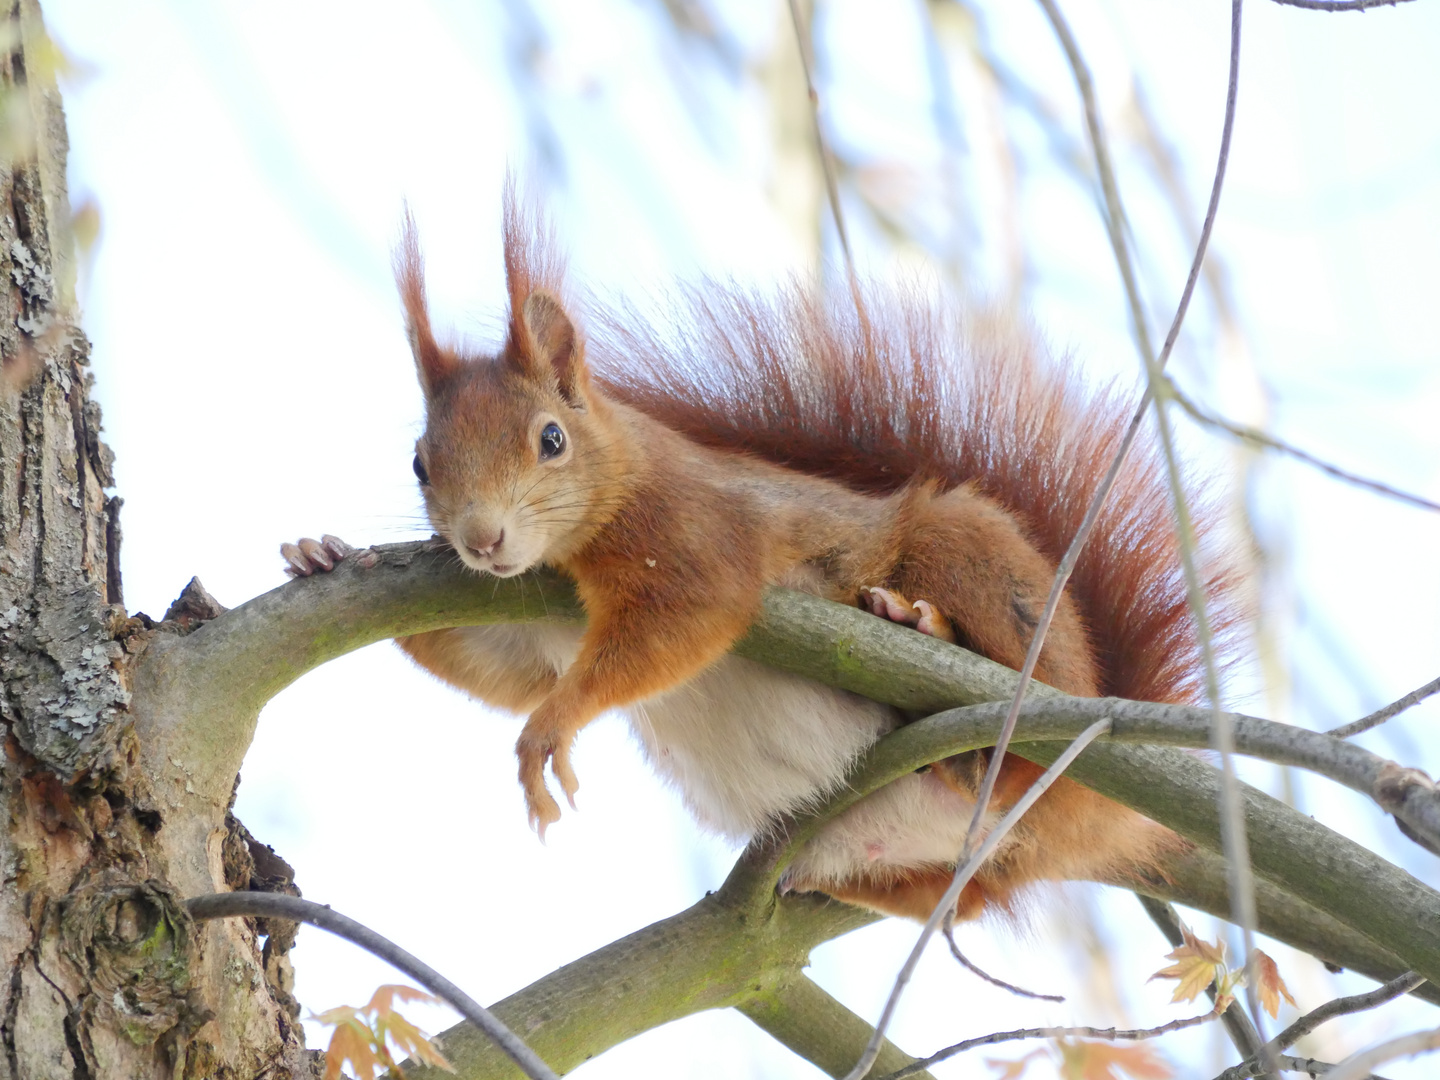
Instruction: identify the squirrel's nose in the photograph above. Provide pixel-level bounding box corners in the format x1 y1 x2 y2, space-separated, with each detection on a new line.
465 528 504 559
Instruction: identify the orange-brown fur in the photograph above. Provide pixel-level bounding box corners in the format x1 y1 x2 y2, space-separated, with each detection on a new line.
393 195 1233 921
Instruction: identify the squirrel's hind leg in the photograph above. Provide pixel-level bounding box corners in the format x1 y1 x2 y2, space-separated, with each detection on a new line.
889 487 1102 698
821 867 992 922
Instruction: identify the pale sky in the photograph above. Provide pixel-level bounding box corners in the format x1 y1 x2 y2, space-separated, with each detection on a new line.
43 1 1440 1077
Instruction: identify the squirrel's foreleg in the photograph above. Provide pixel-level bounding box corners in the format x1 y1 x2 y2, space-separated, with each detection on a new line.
515 590 756 835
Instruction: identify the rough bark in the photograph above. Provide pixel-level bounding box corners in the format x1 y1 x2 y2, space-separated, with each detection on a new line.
0 3 312 1076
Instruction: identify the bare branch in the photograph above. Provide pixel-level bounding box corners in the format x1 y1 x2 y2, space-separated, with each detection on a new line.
1330 675 1440 739
729 593 1440 994
1223 1055 1398 1079
764 698 1440 989
137 547 1440 1074
128 542 584 811
1270 0 1414 10
861 2 1250 1067
1035 0 1267 1039
1215 972 1428 1080
859 2 1261 1062
738 974 938 1080
874 1003 1229 1080
786 0 856 281
851 695 1440 872
186 892 561 1080
1327 1027 1440 1080
1171 389 1440 514
1142 842 1440 1009
840 720 1112 1080
940 924 1065 1002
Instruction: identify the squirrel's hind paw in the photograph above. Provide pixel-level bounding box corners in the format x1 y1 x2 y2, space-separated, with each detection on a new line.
280 534 356 578
860 587 956 644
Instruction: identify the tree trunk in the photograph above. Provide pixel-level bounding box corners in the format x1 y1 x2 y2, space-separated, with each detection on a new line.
0 2 311 1076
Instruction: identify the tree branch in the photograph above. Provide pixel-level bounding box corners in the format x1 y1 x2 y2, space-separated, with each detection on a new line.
1033 0 1267 1038
1226 1055 1396 1080
398 890 879 1079
940 927 1065 1002
185 893 560 1080
136 545 1440 1074
1018 736 1440 989
737 974 937 1080
1138 842 1440 1009
1172 388 1440 515
786 0 857 282
918 698 1440 853
1327 1026 1440 1080
1215 971 1428 1080
1270 0 1413 10
875 1004 1230 1080
1329 675 1440 739
128 543 583 810
726 696 1440 993
840 720 1113 1080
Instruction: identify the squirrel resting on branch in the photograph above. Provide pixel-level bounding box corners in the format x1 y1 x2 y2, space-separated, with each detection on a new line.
284 193 1235 923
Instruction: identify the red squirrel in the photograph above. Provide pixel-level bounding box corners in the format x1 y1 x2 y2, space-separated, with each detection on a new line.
284 196 1231 922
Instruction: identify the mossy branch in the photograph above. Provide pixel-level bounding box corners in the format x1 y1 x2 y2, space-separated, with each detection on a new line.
126 541 1440 1077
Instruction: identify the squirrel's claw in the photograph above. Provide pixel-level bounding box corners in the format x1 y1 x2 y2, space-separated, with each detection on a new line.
861 587 956 644
281 534 364 578
551 744 581 810
517 732 565 837
911 599 956 643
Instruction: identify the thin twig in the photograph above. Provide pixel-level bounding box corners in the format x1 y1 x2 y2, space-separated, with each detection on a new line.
1274 971 1427 1049
940 923 1065 1002
875 1002 1229 1080
1215 972 1428 1080
1326 1026 1440 1080
786 0 858 285
1138 895 1268 1062
1224 1055 1398 1079
845 2 1251 1073
1330 675 1440 739
186 892 561 1080
1171 390 1440 514
840 719 1112 1080
1270 0 1413 10
917 0 973 286
1038 0 1272 1056
1037 0 1268 1049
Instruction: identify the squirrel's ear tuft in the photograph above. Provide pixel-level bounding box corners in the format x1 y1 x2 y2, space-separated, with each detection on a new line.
395 209 458 395
513 289 588 406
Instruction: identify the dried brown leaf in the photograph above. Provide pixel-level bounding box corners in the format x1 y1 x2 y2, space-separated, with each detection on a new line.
1253 950 1297 1018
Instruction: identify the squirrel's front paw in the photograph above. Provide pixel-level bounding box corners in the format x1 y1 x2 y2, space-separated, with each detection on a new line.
860 587 956 643
280 534 355 578
516 722 581 840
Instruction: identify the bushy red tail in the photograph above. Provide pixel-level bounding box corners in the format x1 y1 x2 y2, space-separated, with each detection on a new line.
585 283 1237 706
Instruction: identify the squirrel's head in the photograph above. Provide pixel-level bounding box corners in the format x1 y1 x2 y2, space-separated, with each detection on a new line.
396 213 619 578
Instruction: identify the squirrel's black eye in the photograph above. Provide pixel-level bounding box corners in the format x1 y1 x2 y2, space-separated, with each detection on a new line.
539 422 566 460
412 454 430 485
